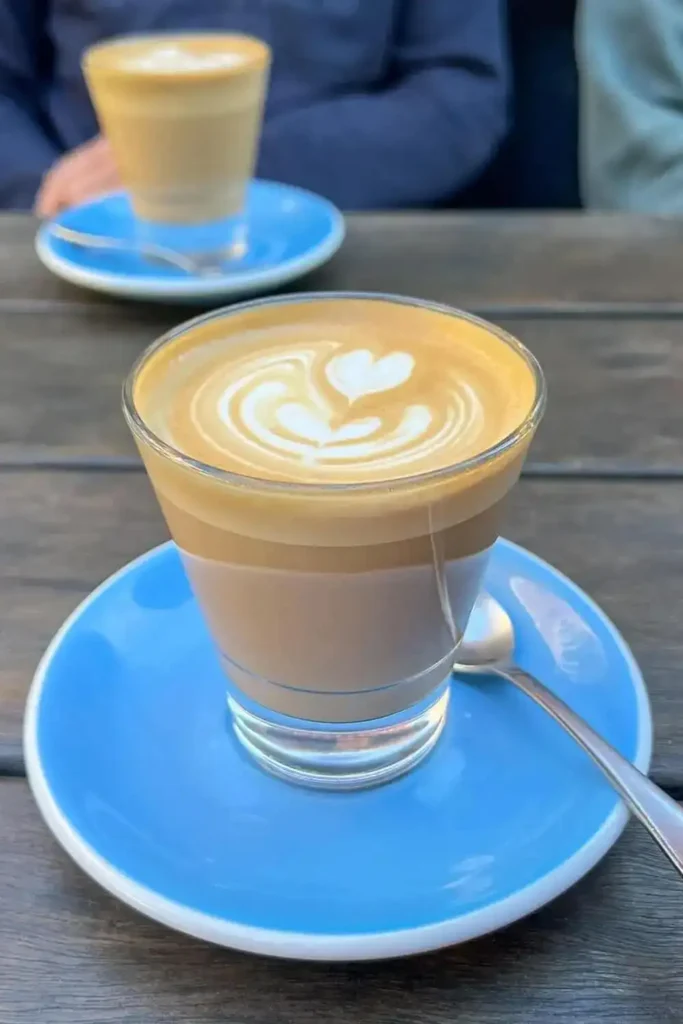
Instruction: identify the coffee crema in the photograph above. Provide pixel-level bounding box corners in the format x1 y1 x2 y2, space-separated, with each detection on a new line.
136 298 537 485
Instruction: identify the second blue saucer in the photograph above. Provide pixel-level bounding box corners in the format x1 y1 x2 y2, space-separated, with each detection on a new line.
35 181 345 302
24 539 651 960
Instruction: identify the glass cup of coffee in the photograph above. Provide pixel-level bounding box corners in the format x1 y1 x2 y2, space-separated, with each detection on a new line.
123 294 545 790
83 32 270 262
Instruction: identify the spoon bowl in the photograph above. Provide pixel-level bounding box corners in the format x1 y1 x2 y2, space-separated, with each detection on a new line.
456 594 683 878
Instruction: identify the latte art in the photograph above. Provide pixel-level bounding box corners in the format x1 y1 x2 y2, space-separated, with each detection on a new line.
136 297 538 485
325 349 414 401
186 341 487 477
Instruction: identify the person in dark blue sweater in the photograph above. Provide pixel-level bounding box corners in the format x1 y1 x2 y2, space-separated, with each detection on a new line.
0 0 509 214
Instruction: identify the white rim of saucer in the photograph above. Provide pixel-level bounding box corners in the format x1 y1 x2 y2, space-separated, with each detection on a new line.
23 539 653 962
34 182 346 299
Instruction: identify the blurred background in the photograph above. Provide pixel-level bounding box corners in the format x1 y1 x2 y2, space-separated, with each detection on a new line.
1 0 675 217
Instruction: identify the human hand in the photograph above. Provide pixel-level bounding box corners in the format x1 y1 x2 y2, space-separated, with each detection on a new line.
35 136 122 218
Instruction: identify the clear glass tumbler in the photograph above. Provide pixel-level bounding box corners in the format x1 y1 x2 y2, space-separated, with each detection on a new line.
83 32 270 263
123 293 545 790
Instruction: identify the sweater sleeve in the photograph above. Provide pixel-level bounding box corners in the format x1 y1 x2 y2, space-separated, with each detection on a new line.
257 0 508 210
0 0 60 209
579 0 683 212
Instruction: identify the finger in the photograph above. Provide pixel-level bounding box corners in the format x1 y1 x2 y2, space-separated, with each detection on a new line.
37 148 119 216
35 164 70 218
62 166 122 208
36 141 96 215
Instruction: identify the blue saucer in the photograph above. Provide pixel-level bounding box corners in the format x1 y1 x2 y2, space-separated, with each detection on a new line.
24 540 651 961
35 181 345 302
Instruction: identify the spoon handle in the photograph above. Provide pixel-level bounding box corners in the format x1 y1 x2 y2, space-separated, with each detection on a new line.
499 665 683 876
48 223 207 276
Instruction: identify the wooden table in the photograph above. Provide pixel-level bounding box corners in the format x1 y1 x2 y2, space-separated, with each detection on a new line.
2 213 683 1024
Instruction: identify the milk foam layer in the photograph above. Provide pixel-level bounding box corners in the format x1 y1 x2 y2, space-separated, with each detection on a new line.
125 44 248 73
84 32 268 82
136 298 538 485
196 342 482 476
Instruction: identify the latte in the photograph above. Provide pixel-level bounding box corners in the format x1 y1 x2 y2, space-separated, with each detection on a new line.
83 33 270 228
125 295 544 786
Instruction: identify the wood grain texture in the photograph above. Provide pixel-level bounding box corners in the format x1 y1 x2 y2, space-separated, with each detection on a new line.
7 212 683 307
0 778 682 1024
313 214 683 308
2 308 683 469
0 473 682 783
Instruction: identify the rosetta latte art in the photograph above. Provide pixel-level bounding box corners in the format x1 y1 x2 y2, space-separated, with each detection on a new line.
187 340 487 477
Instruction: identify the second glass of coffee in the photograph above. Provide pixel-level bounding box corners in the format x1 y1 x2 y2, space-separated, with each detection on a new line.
83 33 270 262
124 294 545 789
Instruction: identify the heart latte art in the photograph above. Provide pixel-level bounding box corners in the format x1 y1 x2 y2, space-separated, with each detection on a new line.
136 299 537 484
196 342 487 475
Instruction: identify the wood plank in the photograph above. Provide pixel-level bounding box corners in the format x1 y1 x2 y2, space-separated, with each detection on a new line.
2 308 683 469
1 778 682 1024
315 214 683 309
0 305 171 462
6 212 683 307
0 472 167 762
0 473 682 784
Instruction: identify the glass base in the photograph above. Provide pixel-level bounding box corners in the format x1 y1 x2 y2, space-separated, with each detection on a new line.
136 213 247 265
228 685 450 791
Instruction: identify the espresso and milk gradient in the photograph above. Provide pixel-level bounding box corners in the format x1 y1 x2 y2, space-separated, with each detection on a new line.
84 34 270 224
134 299 538 722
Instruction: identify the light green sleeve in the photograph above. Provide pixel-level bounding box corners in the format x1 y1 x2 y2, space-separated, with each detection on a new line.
578 0 683 211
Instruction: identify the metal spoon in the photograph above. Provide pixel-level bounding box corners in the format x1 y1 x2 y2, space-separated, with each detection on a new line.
48 223 224 277
455 593 683 876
